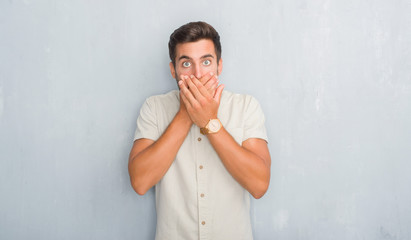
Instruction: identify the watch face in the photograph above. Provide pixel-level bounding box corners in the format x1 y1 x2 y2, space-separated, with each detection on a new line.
208 119 221 132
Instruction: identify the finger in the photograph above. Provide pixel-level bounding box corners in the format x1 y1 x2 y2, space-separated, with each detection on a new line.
199 71 214 85
180 90 190 108
179 75 189 89
209 81 218 91
204 76 218 91
179 80 196 107
190 75 210 99
204 75 217 88
214 84 225 103
186 75 206 100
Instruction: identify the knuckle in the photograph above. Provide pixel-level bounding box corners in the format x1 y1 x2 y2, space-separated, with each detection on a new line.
195 80 202 87
193 102 200 110
199 99 207 106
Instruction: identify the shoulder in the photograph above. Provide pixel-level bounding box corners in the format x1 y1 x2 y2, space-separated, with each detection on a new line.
221 90 261 109
145 90 179 103
143 90 179 108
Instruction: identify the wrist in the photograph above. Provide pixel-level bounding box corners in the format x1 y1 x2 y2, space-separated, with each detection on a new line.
176 109 193 126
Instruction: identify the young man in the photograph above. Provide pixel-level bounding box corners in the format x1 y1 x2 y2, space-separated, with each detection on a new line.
128 21 271 240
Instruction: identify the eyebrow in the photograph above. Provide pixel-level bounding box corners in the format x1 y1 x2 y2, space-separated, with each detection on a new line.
201 54 214 59
178 54 215 61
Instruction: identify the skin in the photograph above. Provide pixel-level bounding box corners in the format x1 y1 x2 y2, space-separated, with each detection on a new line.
128 39 271 198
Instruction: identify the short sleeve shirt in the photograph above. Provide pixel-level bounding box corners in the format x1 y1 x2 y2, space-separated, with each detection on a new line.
134 90 268 240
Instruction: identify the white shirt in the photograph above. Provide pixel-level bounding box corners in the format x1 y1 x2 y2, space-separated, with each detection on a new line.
134 90 268 240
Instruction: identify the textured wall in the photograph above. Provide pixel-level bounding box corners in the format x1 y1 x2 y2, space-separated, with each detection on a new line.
1 0 411 239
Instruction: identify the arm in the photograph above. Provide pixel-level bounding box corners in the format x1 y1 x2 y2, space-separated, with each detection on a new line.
128 74 219 195
128 101 192 195
179 76 271 199
207 130 271 199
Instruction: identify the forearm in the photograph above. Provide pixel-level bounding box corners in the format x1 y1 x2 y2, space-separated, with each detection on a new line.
128 111 192 195
207 128 271 199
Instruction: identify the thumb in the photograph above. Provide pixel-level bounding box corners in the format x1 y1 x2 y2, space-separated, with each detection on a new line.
214 84 225 104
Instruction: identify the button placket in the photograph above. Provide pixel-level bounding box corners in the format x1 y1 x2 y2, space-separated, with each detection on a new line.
198 167 208 239
196 131 208 239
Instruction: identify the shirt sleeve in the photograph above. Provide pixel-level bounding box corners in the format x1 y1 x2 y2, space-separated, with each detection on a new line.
243 96 268 142
133 97 160 141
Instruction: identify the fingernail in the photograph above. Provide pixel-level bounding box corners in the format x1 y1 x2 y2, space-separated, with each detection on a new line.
190 75 194 79
178 80 183 85
184 76 188 79
210 72 214 76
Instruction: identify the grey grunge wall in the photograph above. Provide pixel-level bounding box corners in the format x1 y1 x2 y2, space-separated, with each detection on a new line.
1 0 411 239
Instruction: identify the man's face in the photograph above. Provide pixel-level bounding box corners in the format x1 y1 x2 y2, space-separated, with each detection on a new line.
169 39 223 82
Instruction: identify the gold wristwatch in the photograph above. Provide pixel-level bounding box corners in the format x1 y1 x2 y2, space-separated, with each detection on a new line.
200 119 222 135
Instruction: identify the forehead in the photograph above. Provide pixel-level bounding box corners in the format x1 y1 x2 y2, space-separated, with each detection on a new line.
175 39 216 60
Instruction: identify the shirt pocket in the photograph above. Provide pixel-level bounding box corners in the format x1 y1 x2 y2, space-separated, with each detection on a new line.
226 127 244 145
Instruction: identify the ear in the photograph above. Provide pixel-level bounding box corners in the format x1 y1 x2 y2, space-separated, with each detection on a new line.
169 62 176 79
217 58 223 76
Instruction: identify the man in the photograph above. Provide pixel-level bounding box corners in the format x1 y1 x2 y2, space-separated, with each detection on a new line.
128 21 271 240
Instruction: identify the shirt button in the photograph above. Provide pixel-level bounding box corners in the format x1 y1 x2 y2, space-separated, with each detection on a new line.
197 137 202 142
201 221 206 225
200 193 205 198
199 165 203 170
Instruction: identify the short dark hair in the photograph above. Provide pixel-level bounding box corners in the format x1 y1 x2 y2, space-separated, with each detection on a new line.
168 21 222 66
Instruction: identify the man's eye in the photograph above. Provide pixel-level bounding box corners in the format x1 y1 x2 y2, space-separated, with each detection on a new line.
203 60 211 66
183 62 191 67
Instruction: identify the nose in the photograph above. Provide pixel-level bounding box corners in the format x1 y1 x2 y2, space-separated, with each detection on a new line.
193 63 202 79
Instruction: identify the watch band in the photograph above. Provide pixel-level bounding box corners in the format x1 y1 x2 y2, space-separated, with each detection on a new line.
200 127 210 135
